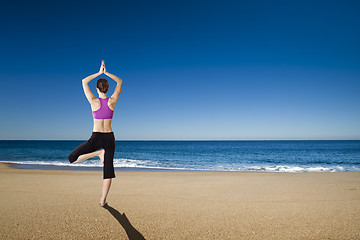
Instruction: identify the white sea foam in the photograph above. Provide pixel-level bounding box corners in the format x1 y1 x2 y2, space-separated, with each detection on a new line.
0 158 156 168
0 160 359 172
113 158 154 168
0 160 102 167
239 165 353 172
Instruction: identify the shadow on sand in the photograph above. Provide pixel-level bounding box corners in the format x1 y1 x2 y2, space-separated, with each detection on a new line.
104 204 146 240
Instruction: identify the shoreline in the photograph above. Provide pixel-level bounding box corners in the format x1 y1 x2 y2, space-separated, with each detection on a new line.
9 162 198 172
1 162 359 239
2 161 359 173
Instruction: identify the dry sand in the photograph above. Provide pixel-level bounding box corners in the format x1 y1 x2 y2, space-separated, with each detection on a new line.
0 162 359 239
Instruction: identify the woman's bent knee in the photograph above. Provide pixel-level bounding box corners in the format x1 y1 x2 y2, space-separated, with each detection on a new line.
68 152 77 163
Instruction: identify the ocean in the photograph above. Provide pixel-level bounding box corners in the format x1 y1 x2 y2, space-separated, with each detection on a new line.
0 140 359 172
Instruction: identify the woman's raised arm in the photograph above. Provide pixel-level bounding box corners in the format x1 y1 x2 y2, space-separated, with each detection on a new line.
104 68 123 103
82 61 105 103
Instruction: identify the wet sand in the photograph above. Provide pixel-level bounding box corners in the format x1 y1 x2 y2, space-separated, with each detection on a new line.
0 162 359 239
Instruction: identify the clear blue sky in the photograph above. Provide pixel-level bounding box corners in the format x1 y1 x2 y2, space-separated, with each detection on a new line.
0 0 359 140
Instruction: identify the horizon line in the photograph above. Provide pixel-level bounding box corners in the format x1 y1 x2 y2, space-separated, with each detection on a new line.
1 139 359 141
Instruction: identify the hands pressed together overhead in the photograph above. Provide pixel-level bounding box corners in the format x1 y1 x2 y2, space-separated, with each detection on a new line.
93 59 122 84
82 59 122 102
99 60 107 74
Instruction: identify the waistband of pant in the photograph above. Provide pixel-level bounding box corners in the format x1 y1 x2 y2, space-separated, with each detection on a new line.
92 131 114 134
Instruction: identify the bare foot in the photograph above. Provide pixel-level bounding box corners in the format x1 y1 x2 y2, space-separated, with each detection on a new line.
99 149 105 166
100 197 107 207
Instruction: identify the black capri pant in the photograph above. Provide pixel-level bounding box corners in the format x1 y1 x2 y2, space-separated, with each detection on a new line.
68 132 116 179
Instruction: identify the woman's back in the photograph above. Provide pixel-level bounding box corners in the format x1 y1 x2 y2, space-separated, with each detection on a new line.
93 118 113 132
91 97 117 133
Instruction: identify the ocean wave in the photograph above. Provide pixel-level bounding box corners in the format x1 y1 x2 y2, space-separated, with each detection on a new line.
0 160 102 168
0 160 359 172
239 165 349 172
0 158 157 168
113 158 156 168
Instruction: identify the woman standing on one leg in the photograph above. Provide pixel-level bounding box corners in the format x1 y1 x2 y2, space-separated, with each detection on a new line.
68 60 123 207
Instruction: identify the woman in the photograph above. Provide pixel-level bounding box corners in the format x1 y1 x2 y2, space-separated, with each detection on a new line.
68 60 123 207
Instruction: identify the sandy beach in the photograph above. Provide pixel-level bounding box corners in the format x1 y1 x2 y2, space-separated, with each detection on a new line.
0 162 359 239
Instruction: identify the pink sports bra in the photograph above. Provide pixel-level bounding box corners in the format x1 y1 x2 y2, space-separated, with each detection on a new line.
92 98 114 119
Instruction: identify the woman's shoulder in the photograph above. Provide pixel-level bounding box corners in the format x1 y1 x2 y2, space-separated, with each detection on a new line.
91 97 100 104
107 97 117 110
108 96 118 104
90 98 100 109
